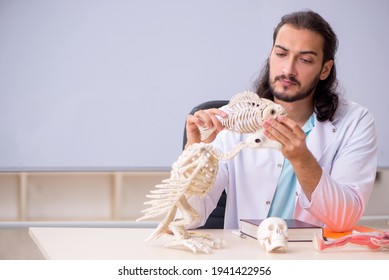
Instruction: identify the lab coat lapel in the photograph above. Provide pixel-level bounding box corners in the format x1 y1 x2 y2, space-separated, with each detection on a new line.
306 117 337 163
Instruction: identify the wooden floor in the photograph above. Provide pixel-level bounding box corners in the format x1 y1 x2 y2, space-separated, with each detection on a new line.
0 229 45 260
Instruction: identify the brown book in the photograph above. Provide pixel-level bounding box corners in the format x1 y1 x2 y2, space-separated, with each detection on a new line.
239 218 323 242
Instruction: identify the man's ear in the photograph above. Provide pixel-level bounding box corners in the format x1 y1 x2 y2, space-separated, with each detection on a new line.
320 60 334 80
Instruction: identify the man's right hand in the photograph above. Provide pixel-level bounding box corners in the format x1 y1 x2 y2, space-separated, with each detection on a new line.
185 108 227 148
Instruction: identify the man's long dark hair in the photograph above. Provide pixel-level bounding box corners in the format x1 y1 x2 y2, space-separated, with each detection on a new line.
254 10 339 122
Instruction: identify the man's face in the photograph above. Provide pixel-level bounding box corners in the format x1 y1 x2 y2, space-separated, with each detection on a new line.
268 24 333 103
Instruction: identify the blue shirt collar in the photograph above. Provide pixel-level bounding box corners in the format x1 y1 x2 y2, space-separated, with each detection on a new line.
302 114 315 135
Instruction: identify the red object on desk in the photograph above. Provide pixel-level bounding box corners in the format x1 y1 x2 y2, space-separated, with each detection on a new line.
323 225 382 240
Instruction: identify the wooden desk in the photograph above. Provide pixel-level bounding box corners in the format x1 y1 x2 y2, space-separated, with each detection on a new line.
29 227 389 260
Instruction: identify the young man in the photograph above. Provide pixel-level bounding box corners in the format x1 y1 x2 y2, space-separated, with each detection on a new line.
185 10 377 231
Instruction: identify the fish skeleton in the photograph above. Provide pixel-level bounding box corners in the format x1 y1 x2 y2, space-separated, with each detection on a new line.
198 91 287 141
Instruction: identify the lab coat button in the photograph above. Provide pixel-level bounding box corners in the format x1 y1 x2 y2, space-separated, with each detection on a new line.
266 201 271 205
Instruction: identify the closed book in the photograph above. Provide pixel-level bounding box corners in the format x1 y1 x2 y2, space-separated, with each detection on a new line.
239 218 323 242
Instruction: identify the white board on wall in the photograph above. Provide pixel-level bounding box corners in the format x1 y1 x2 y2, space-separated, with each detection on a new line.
0 0 388 170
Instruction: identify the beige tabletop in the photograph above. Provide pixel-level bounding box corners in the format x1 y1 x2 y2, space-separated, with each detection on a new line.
29 227 389 260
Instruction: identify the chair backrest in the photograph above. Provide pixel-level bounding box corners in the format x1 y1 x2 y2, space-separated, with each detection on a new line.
182 100 228 229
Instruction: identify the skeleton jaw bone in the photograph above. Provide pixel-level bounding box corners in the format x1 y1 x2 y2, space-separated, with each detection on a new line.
245 131 282 150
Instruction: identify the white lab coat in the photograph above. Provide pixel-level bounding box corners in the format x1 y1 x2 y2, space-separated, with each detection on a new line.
188 98 378 231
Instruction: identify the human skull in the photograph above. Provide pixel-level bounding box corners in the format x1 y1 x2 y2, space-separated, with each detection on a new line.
257 217 288 253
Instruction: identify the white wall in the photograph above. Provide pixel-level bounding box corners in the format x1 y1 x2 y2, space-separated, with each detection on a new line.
1 0 388 170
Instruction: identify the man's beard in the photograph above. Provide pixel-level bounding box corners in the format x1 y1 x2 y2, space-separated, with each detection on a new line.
270 73 320 102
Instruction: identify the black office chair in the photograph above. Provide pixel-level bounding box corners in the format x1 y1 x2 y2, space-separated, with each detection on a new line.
182 100 229 229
